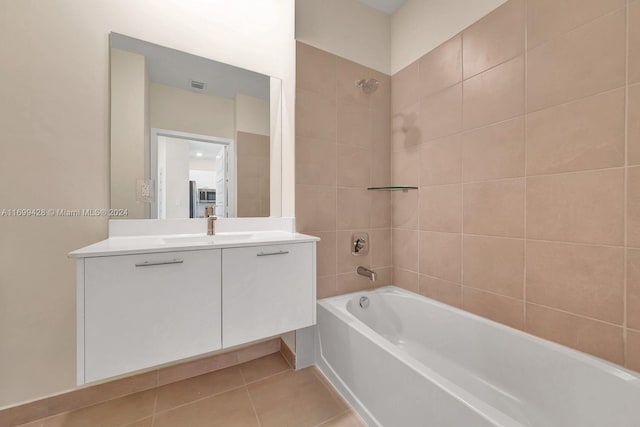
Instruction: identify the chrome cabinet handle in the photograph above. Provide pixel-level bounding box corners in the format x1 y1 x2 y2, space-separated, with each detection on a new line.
257 250 289 257
135 259 184 267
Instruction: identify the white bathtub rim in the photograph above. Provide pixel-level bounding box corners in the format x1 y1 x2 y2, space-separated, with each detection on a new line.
320 286 640 385
317 294 523 427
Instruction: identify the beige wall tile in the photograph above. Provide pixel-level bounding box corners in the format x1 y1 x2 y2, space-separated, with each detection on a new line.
525 304 624 364
337 145 371 187
527 89 625 175
627 329 640 372
462 117 525 182
463 55 524 130
419 83 463 142
629 167 640 248
463 178 525 237
337 230 371 274
336 58 373 107
393 268 420 293
391 61 419 112
370 192 391 228
527 0 625 48
419 231 461 282
313 231 337 277
628 249 640 330
462 288 524 329
418 35 462 98
628 1 640 84
463 235 524 298
371 148 391 187
527 10 625 112
419 184 462 232
371 228 392 268
392 144 420 187
420 134 462 186
527 168 624 245
373 267 393 286
296 42 336 97
463 0 525 78
392 190 419 229
295 185 336 232
372 104 391 151
392 228 419 272
296 137 336 186
392 102 421 150
296 89 336 141
337 188 370 230
317 275 338 299
336 272 374 294
337 101 371 148
419 275 462 308
527 241 624 324
629 84 640 165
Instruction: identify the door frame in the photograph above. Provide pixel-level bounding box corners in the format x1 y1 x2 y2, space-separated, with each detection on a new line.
150 128 235 219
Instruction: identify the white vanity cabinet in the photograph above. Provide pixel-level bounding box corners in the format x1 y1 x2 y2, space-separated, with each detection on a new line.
80 250 222 383
72 229 318 385
222 243 314 347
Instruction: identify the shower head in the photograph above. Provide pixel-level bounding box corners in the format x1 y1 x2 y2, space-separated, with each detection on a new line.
355 78 380 93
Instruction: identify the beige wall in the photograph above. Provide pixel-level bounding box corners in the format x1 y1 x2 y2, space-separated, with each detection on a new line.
110 48 148 219
149 82 235 139
235 93 270 137
0 0 294 408
295 42 392 298
390 0 508 73
295 0 391 74
390 0 640 371
237 132 271 217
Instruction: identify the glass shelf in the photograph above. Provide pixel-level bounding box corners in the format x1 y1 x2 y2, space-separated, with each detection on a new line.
367 186 418 192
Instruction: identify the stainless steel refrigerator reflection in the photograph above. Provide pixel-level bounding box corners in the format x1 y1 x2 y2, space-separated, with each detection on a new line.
189 180 198 218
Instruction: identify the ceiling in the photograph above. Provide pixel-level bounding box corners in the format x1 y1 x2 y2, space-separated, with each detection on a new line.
358 0 407 14
111 33 270 100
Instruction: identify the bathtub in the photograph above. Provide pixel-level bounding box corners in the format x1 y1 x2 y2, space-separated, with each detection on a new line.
313 286 640 426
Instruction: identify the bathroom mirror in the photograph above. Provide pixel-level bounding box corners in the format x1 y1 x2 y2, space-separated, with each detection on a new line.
109 33 281 219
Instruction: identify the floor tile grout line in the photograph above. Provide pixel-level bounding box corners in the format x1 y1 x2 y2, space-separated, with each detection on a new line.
150 390 158 427
243 386 263 427
309 367 352 412
313 408 354 427
151 366 293 419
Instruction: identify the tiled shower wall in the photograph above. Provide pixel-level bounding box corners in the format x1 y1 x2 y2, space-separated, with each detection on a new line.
391 0 640 370
295 42 392 298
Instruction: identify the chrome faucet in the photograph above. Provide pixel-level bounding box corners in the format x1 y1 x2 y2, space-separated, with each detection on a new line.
205 206 217 236
357 266 377 282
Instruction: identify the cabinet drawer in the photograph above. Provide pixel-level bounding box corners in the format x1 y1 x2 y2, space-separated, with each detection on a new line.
222 243 314 348
83 250 221 382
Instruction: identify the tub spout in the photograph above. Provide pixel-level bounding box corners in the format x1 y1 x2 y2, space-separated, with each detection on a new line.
357 266 377 282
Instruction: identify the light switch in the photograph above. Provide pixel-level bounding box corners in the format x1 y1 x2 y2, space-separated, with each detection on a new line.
136 179 154 203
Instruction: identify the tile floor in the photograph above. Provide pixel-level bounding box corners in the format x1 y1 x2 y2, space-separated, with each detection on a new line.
18 353 366 427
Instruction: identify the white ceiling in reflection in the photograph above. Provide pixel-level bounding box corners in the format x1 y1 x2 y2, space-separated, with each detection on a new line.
111 33 270 100
358 0 407 14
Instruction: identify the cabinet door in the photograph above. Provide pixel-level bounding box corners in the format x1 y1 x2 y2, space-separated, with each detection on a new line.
222 243 314 348
84 250 221 382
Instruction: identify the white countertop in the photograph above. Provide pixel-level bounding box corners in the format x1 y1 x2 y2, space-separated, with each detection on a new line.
69 231 320 258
